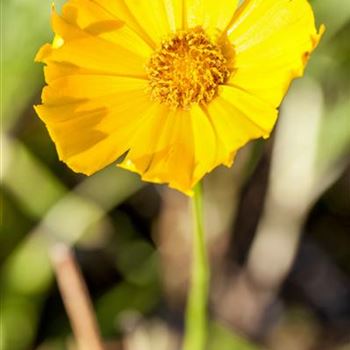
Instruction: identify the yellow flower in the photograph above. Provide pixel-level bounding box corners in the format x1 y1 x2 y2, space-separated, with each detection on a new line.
35 0 324 195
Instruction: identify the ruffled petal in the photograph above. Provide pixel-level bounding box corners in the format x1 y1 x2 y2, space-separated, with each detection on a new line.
119 107 195 194
226 0 324 108
82 0 184 46
80 0 158 47
119 104 223 194
60 0 153 57
35 9 149 78
35 77 153 175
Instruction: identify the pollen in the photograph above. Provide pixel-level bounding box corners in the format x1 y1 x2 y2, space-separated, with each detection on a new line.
146 27 231 110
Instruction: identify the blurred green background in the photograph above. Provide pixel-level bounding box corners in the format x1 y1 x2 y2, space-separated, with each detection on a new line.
1 1 350 349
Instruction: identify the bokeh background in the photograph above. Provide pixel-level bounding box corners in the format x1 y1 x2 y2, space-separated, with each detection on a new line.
1 0 350 349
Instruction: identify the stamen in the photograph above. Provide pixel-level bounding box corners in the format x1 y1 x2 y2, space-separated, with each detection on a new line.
146 27 231 110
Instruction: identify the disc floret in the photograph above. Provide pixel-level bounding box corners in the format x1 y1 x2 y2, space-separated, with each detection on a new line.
147 28 231 110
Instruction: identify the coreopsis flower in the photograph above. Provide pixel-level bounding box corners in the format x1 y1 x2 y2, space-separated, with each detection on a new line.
35 0 324 195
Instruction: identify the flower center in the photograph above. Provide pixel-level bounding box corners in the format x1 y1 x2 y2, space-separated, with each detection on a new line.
146 27 231 110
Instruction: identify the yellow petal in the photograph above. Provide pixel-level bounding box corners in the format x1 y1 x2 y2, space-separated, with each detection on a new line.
61 0 153 57
119 103 221 194
43 62 100 84
207 85 278 158
162 0 185 32
85 0 184 47
119 103 173 177
119 0 173 44
119 106 195 194
62 0 122 29
185 0 239 33
141 109 195 193
107 89 269 194
36 11 148 78
190 104 217 184
83 0 157 48
41 75 148 106
35 77 152 175
226 0 324 108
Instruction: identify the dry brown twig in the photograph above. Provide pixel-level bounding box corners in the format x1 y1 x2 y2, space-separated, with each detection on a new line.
50 243 104 350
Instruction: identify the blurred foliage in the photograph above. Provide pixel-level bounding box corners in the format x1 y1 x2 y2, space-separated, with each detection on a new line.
208 323 261 350
1 1 350 350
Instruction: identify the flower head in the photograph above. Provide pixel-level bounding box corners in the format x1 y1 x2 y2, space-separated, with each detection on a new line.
35 0 324 195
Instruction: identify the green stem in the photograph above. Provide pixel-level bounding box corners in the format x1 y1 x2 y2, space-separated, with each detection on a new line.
183 182 209 350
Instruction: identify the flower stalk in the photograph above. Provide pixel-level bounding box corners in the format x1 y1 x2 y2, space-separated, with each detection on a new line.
183 182 209 350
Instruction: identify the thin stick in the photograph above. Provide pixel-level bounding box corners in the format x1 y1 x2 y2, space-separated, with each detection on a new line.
183 183 209 350
50 243 104 350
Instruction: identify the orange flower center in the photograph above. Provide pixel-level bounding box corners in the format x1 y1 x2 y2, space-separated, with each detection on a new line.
147 27 231 110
